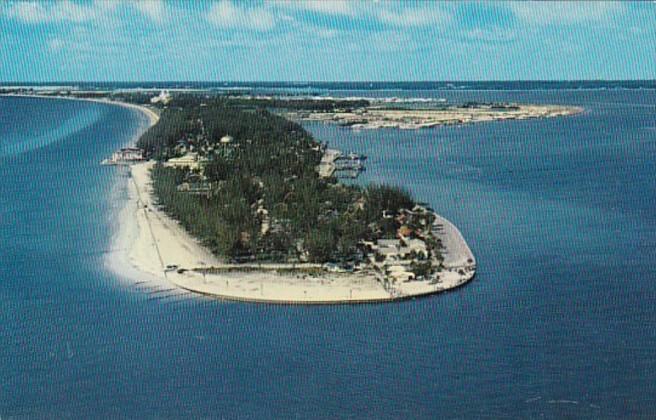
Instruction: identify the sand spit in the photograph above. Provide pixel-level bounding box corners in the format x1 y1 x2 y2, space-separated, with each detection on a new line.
8 92 476 303
288 104 584 130
113 161 476 304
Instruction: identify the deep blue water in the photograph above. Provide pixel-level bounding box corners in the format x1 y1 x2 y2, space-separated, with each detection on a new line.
1 91 655 418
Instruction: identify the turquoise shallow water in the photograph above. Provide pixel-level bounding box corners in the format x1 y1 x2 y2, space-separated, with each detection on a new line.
1 91 655 418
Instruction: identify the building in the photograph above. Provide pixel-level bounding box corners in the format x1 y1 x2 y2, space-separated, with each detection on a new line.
177 181 212 196
401 238 429 258
114 147 144 161
150 90 172 105
102 147 145 165
386 265 415 281
165 152 207 170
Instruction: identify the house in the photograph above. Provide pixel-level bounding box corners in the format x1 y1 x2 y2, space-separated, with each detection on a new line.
165 152 206 170
402 238 429 257
386 265 415 281
377 239 400 248
113 147 144 161
103 147 144 165
372 239 405 264
176 181 212 196
397 225 413 238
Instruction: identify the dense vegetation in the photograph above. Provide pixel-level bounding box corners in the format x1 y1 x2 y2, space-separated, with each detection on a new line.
138 99 418 264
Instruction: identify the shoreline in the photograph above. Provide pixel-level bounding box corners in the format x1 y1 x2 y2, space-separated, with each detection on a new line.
287 104 584 130
0 93 174 293
0 93 160 127
3 93 476 304
120 161 475 304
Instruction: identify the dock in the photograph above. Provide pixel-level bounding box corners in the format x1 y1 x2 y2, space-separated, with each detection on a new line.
317 148 366 179
101 147 145 166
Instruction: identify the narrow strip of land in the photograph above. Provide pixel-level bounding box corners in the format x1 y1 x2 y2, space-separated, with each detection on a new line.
5 91 479 303
287 104 583 129
119 161 475 304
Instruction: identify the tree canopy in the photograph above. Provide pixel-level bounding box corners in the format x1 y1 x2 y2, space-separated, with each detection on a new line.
141 98 422 264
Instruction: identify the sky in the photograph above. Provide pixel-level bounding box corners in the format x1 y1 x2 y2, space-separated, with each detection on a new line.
0 0 654 82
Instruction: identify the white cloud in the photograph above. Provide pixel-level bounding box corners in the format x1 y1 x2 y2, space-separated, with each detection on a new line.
131 0 166 24
464 27 516 44
47 37 66 52
3 2 47 23
3 1 104 23
43 24 130 57
207 1 275 31
2 0 165 25
365 30 419 52
273 0 356 16
377 6 450 27
507 1 625 25
274 1 453 28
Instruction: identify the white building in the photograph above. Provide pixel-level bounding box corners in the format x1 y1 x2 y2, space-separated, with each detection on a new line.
165 152 206 170
111 147 144 162
150 90 172 105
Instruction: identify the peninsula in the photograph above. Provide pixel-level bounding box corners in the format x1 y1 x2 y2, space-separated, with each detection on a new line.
116 95 476 303
285 101 583 129
10 88 588 303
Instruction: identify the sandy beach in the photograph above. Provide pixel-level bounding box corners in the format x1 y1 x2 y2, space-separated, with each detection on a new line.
107 159 476 303
288 104 584 130
14 93 475 303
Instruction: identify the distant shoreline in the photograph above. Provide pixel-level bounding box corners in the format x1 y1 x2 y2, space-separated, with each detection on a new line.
286 104 584 130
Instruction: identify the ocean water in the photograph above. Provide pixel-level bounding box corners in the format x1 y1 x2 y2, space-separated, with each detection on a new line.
0 90 655 418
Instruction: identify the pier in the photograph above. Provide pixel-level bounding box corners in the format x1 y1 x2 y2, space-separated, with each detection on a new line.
101 147 145 166
317 148 367 179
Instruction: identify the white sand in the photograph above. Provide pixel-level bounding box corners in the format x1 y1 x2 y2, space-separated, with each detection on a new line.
4 92 477 302
72 96 478 303
291 105 584 130
108 161 476 303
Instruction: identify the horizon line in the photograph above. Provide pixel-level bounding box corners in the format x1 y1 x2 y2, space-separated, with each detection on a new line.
2 79 655 85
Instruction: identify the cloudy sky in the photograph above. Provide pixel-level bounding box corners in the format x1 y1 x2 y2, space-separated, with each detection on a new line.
1 0 654 82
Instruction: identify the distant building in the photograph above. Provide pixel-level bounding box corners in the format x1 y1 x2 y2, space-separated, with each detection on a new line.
102 147 145 165
220 135 234 144
115 147 144 161
177 181 212 196
150 90 172 105
165 152 206 170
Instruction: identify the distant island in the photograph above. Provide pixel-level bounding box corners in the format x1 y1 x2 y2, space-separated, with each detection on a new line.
286 101 582 129
1 87 583 303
